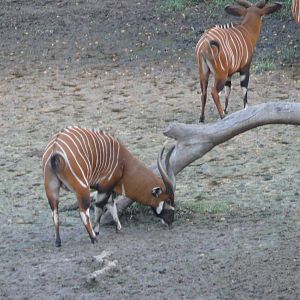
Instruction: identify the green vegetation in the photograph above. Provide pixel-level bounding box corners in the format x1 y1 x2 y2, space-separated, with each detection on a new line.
161 0 202 11
276 0 292 18
252 44 300 73
160 0 298 73
162 0 293 18
178 200 230 214
206 0 229 11
161 0 227 11
279 46 300 63
125 199 231 222
252 56 275 73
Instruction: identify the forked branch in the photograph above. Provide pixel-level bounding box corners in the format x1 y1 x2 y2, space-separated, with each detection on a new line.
99 101 300 224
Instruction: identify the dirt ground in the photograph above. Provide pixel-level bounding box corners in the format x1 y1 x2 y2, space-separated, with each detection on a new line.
0 1 300 299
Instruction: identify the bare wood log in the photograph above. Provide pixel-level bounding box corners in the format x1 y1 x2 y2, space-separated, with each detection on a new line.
100 101 300 225
86 260 118 282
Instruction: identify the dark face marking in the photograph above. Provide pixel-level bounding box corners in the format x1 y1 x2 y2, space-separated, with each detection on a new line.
152 200 175 226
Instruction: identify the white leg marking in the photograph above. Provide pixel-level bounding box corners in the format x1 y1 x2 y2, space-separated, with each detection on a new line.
97 192 108 203
52 209 59 226
80 208 90 226
240 74 246 82
206 59 215 75
122 184 126 197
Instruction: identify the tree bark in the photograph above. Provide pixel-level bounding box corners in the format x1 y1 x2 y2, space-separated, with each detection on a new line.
99 102 300 225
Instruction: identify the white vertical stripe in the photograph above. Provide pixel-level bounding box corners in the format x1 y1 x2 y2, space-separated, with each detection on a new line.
61 130 91 181
101 132 111 176
85 129 99 184
42 136 57 162
69 127 92 178
43 127 122 190
104 132 115 176
98 133 108 177
93 131 106 185
108 140 120 181
75 127 94 179
56 139 88 188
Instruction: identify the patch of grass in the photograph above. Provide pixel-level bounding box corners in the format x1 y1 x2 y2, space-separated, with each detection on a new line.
125 202 153 216
161 0 240 12
252 57 275 73
253 43 300 73
178 200 230 214
161 0 203 11
161 0 293 16
279 46 300 64
207 0 229 13
276 0 292 19
161 0 186 11
123 199 230 223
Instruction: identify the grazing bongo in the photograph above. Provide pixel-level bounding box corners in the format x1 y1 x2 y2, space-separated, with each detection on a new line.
42 126 176 247
195 0 282 122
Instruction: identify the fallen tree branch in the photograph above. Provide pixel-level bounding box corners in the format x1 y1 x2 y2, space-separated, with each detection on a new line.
100 101 300 225
87 260 118 282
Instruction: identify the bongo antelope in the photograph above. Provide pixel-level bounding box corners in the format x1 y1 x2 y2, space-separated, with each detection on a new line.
195 0 282 122
42 126 175 247
292 0 300 25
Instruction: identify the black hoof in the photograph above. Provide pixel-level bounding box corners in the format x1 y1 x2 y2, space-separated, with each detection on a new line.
91 236 98 244
55 240 61 247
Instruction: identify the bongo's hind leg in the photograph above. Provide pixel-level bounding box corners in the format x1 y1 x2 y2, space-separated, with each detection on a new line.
77 188 98 244
224 77 232 114
199 57 210 123
240 68 250 109
211 78 226 119
44 169 62 247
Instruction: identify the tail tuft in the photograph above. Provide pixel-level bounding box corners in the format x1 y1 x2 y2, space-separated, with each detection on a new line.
50 153 65 173
210 40 220 52
200 40 220 60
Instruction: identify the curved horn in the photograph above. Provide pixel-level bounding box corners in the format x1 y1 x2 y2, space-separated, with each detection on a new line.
165 145 176 191
235 0 253 8
255 0 267 8
157 145 176 198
